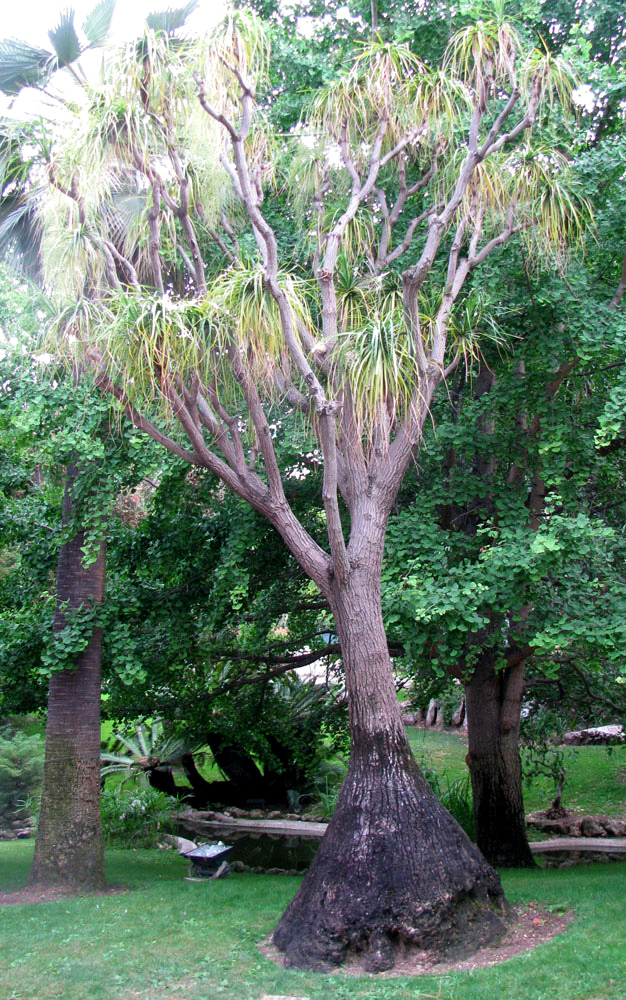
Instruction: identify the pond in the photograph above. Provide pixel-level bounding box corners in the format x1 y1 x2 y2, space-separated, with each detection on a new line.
178 820 320 873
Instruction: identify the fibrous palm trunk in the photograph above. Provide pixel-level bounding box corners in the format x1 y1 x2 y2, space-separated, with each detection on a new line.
273 563 507 971
29 464 107 892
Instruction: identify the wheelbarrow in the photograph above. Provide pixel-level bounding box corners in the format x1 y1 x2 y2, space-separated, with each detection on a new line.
181 841 234 880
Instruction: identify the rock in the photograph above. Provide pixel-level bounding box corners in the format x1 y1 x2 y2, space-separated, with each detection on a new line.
562 725 625 746
526 812 583 836
248 810 265 819
267 810 282 819
554 819 577 836
230 860 245 872
451 699 466 728
285 813 301 821
402 708 425 726
580 817 606 837
425 698 439 727
604 818 626 837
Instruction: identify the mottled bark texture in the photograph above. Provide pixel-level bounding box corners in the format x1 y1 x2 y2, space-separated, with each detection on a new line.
273 577 507 971
29 465 107 891
465 654 535 868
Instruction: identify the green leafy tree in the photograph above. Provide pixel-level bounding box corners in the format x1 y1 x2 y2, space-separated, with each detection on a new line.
383 108 626 866
0 728 44 833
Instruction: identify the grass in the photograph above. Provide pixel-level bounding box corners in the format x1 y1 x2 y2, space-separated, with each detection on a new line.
406 727 626 816
2 728 625 999
1 841 625 1000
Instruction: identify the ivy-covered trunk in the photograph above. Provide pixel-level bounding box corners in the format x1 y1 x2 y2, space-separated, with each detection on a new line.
29 465 107 891
465 652 535 868
273 554 508 971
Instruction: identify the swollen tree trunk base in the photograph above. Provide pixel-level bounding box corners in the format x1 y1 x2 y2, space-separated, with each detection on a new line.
273 734 507 972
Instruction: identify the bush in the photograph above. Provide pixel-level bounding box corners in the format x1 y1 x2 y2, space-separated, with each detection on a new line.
0 729 44 832
438 775 475 841
414 753 475 840
101 787 179 848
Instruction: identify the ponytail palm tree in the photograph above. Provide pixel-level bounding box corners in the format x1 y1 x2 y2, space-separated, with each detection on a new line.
4 1 587 969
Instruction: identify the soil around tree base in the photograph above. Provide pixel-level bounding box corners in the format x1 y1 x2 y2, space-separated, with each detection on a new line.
260 904 574 976
0 884 126 906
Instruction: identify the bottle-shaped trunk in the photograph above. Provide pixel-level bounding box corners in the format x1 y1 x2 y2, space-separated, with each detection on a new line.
465 654 535 868
29 465 107 892
273 572 507 971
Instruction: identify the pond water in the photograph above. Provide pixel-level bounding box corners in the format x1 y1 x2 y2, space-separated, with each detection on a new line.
178 821 320 872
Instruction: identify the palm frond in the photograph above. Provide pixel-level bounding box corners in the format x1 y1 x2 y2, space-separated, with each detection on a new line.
82 0 116 48
101 720 190 784
444 3 523 90
408 69 471 149
209 262 312 393
521 48 578 116
210 9 270 83
333 312 422 439
446 286 508 373
511 145 591 263
54 290 216 418
307 39 429 150
48 10 82 69
0 39 54 95
145 1 199 36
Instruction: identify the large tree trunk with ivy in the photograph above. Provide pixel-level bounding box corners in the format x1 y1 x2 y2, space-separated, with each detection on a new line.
465 652 535 869
273 547 507 971
29 464 107 892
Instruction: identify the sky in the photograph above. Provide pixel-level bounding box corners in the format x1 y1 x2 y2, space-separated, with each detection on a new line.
2 0 227 48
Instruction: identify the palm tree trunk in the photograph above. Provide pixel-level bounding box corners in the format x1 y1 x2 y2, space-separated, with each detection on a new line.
29 464 107 891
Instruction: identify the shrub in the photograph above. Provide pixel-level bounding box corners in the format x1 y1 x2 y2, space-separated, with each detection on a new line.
0 729 44 832
101 787 179 848
414 753 476 840
438 775 475 841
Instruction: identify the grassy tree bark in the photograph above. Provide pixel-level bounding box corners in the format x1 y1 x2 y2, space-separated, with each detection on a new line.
29 464 107 892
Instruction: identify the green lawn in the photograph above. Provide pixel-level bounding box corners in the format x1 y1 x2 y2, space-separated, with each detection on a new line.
407 727 626 816
1 841 625 1000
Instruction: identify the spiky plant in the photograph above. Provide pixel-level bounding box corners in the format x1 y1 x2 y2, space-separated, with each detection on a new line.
101 721 190 787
